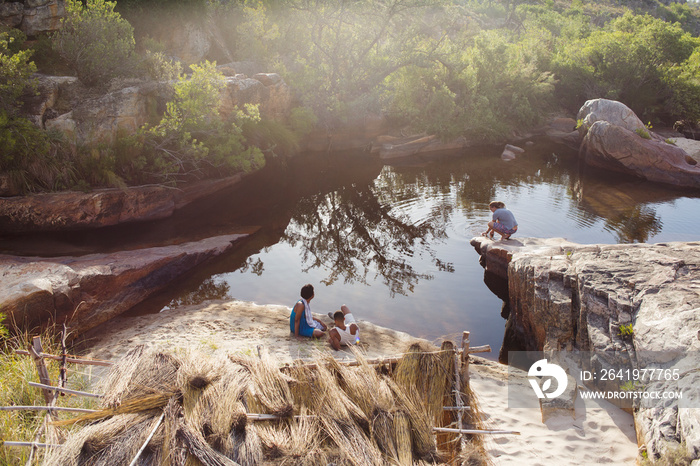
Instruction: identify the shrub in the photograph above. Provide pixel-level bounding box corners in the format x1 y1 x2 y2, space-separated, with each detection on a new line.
0 29 36 114
135 62 265 184
53 0 137 87
635 128 651 139
141 50 182 81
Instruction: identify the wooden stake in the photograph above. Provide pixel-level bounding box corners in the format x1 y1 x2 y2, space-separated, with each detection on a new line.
29 337 54 405
461 332 470 392
59 325 68 390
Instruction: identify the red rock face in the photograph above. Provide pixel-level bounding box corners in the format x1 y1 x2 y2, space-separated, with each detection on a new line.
0 234 246 335
0 175 242 232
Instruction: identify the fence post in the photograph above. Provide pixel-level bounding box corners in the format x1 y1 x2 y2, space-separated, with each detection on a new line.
461 331 470 395
29 337 54 406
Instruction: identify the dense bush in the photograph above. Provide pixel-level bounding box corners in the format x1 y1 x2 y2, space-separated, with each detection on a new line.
0 30 71 194
129 61 265 184
0 29 35 114
552 12 700 122
53 0 137 87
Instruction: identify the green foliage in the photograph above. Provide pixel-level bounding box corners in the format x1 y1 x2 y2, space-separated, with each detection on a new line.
552 12 700 121
386 28 555 142
53 0 137 87
619 323 634 337
0 313 8 341
0 29 36 114
635 128 651 139
0 113 74 194
141 50 182 81
288 106 318 138
134 62 265 184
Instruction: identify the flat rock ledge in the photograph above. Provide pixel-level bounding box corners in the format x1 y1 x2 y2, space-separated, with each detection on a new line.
0 175 242 233
0 234 246 336
470 236 700 462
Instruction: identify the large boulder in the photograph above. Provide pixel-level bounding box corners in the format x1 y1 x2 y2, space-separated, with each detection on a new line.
0 175 242 232
33 73 291 146
0 234 246 336
44 81 173 145
22 74 84 127
470 236 700 461
219 73 292 122
580 120 700 188
0 0 64 36
577 98 649 137
577 99 700 188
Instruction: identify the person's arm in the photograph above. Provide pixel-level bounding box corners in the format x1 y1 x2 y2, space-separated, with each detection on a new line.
328 329 341 350
314 317 327 331
349 323 358 336
293 302 303 337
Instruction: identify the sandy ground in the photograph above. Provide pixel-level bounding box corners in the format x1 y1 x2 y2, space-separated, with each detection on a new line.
81 299 639 465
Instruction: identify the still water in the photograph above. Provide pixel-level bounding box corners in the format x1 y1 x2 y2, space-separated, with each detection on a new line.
131 139 700 358
7 139 700 357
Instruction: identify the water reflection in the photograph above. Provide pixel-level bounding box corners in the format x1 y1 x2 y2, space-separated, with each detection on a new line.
166 278 232 307
283 180 451 296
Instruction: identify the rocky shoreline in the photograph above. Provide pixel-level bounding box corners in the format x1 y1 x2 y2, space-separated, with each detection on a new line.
0 234 246 336
470 236 700 461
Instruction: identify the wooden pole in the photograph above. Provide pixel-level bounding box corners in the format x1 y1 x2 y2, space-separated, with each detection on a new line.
29 337 54 405
461 332 470 393
0 406 98 414
59 325 68 390
14 350 113 367
433 427 520 435
128 412 165 466
27 382 103 399
4 442 62 449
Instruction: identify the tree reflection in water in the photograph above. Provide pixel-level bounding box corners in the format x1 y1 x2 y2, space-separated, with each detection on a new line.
603 205 663 243
283 174 454 297
167 278 232 307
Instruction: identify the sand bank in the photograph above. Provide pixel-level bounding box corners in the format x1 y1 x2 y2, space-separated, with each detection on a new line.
81 299 639 465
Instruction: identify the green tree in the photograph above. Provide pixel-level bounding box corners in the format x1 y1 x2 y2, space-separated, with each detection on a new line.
53 0 136 87
552 12 700 121
134 61 264 184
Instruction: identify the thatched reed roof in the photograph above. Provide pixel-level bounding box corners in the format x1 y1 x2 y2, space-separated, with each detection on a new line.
44 342 488 465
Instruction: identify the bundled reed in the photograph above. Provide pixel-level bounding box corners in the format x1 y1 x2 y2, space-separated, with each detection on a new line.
43 341 488 465
44 413 156 466
257 411 327 465
394 342 454 423
230 351 293 417
99 346 180 408
394 410 413 466
285 361 316 412
387 377 441 463
52 391 176 427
